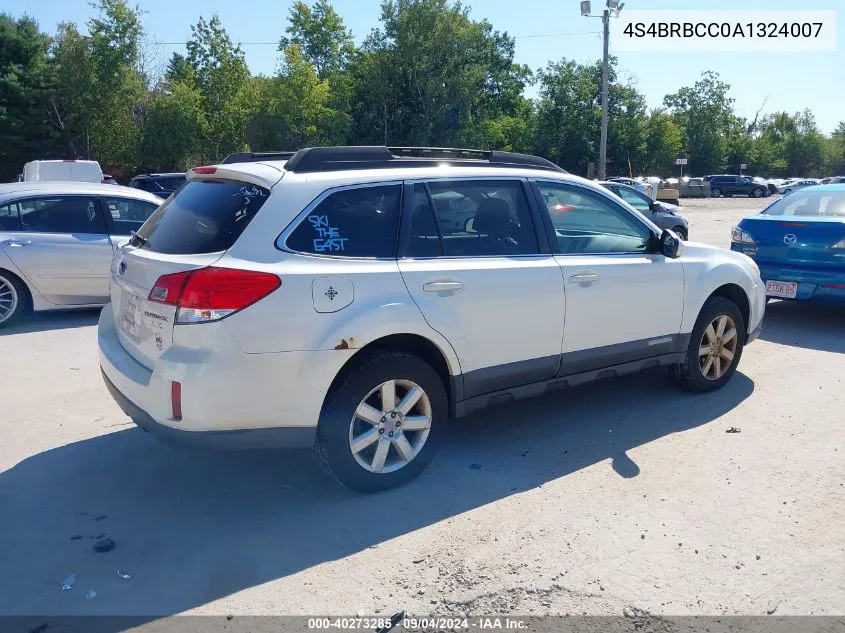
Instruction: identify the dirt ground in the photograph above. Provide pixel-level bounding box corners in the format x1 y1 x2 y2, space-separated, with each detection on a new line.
1 197 843 621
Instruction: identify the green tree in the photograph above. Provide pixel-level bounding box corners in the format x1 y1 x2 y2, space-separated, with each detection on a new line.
0 14 60 181
351 0 530 147
640 110 683 176
186 14 251 160
663 71 735 175
280 0 355 78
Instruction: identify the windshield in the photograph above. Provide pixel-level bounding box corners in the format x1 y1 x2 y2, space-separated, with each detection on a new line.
762 189 845 217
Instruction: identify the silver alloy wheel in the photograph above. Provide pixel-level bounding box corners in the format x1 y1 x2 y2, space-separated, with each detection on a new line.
0 274 19 325
348 379 433 474
698 314 738 381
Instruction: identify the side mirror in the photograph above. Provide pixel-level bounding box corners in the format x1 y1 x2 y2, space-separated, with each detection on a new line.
649 200 658 211
660 228 683 259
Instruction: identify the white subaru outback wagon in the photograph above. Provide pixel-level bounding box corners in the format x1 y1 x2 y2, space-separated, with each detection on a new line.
98 147 765 492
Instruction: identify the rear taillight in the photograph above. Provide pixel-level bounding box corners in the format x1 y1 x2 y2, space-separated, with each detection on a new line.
148 267 281 324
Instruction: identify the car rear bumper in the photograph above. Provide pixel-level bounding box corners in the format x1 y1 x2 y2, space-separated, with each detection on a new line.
98 305 326 448
756 263 845 304
101 370 315 449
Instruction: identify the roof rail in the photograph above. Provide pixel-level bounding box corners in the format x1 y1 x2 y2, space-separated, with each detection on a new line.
282 146 567 174
221 151 298 165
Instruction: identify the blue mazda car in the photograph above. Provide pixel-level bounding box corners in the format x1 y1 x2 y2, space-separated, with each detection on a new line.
731 184 845 303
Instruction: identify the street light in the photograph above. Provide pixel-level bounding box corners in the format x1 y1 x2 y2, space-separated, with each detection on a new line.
582 0 626 180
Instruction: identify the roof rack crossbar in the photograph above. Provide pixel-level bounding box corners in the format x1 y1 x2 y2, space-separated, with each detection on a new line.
282 146 566 174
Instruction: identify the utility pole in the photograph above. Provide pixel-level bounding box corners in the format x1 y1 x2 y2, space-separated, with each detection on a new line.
583 0 623 179
598 8 610 180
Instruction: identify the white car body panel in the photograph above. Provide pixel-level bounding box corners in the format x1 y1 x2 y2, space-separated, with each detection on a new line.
96 160 765 442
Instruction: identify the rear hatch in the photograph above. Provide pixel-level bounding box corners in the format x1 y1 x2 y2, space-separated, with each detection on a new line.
111 167 280 368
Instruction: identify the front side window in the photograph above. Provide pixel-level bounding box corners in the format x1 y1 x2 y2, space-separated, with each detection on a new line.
15 196 106 234
422 180 539 256
285 184 401 258
105 197 159 235
535 181 651 254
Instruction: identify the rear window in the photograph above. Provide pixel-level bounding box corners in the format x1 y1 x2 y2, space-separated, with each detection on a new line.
763 190 845 217
133 180 269 254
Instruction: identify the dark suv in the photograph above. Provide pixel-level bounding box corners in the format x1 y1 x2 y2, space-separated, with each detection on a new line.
707 175 769 199
129 173 187 198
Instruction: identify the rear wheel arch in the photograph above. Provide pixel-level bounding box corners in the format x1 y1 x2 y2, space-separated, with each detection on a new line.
330 333 457 415
0 267 31 326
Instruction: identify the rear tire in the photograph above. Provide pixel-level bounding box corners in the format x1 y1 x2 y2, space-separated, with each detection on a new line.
711 188 723 198
0 270 28 329
672 297 745 393
315 350 448 493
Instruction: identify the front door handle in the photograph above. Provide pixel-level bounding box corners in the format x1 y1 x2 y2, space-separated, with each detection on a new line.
0 239 31 247
423 280 464 293
569 272 600 285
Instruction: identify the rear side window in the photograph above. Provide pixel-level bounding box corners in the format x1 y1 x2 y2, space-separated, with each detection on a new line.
0 202 22 230
105 197 159 235
285 185 401 258
14 196 106 234
133 180 269 254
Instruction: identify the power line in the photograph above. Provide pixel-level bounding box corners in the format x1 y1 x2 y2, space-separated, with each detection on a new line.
152 31 601 46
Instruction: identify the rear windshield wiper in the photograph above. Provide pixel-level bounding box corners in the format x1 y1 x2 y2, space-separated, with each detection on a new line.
129 231 147 247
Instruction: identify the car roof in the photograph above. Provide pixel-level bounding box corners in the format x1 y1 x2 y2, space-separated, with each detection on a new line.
0 181 164 204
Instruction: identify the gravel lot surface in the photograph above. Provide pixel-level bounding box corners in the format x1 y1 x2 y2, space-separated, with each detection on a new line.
1 195 843 621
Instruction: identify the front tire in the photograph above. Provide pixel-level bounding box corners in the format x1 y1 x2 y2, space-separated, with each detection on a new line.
0 271 28 329
751 188 764 198
315 350 448 492
673 226 688 241
672 297 745 393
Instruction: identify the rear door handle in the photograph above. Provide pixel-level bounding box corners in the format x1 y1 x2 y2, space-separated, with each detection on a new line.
569 272 600 285
423 281 464 293
0 239 31 247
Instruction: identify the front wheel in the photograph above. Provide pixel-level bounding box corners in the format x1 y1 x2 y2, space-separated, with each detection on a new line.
673 226 688 241
315 350 448 492
672 297 745 393
751 188 764 198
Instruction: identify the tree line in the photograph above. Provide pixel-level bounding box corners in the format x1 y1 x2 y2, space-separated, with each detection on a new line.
2 0 844 183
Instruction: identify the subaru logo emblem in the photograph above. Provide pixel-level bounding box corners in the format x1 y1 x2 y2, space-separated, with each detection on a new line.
118 260 127 275
783 234 797 245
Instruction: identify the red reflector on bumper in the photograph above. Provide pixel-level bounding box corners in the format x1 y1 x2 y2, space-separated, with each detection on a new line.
823 283 845 289
171 381 182 420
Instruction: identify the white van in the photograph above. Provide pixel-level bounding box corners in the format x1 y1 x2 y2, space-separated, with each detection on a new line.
22 160 104 184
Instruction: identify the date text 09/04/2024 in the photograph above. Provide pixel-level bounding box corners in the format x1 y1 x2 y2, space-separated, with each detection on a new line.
307 617 528 630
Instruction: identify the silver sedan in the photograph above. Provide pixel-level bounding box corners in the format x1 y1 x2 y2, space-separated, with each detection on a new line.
0 182 163 327
598 181 690 240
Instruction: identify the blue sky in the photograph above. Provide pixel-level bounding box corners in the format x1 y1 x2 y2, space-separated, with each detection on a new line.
4 0 843 133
